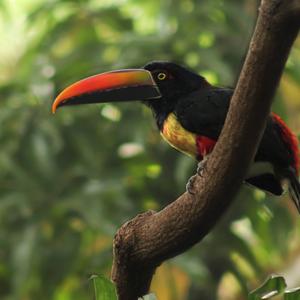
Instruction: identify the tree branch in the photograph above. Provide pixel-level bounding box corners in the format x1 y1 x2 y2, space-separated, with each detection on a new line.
111 1 300 299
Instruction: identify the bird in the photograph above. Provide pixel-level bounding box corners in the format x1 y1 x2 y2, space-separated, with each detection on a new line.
52 61 300 213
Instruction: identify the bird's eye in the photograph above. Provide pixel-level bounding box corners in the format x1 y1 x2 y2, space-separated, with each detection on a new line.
157 72 167 81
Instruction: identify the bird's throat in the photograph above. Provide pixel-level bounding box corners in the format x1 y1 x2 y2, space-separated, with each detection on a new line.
161 113 198 158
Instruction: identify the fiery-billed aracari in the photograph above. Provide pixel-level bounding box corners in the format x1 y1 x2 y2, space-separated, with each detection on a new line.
52 61 300 213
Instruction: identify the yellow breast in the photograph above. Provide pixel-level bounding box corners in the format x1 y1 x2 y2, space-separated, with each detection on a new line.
160 113 197 158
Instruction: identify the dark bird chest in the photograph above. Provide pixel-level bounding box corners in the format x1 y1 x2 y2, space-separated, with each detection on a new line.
160 112 216 160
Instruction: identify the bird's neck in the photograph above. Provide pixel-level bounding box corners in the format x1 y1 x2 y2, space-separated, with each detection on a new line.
144 97 176 131
154 110 169 131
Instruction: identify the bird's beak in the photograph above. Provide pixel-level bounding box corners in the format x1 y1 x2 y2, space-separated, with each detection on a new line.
52 69 161 113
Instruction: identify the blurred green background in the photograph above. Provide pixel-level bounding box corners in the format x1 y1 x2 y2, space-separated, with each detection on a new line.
0 0 300 299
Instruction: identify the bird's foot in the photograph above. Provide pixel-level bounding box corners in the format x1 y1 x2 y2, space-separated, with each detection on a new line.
186 157 210 195
186 175 197 195
196 157 208 177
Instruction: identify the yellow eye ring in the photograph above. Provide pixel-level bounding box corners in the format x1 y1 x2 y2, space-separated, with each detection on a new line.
157 72 167 80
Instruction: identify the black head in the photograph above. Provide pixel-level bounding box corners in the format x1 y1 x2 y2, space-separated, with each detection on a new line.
142 61 210 119
144 61 209 99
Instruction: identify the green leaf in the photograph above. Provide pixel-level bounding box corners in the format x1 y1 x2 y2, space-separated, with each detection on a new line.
284 287 300 300
90 275 117 300
248 275 287 300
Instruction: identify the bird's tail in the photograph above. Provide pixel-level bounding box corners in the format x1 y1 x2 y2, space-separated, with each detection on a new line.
288 169 300 214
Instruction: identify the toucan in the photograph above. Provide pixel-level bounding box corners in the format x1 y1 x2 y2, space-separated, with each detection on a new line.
52 61 300 213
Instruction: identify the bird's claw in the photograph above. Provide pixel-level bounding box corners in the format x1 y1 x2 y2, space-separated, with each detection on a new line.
186 175 197 195
196 159 208 177
186 158 209 195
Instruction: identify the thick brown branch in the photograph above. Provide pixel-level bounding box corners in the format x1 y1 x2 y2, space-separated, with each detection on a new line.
111 1 300 299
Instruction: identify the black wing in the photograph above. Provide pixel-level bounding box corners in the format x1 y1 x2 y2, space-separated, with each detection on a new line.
175 87 292 169
256 117 295 168
175 87 233 139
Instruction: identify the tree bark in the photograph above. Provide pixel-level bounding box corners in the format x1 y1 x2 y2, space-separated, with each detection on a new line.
111 1 300 299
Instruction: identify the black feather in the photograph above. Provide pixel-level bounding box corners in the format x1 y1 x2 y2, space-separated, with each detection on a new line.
245 174 283 196
287 169 300 213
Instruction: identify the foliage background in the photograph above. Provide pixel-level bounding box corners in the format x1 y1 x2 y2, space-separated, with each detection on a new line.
0 0 300 299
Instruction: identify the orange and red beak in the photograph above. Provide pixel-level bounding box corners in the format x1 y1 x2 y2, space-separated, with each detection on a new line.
52 69 161 113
